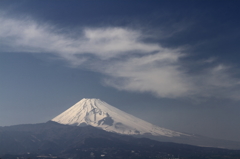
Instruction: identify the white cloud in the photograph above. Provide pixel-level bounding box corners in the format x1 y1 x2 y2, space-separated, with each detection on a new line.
0 16 160 59
100 52 194 98
1 15 240 100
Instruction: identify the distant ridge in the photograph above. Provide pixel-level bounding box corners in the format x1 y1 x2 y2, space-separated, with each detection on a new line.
1 122 240 158
52 98 187 137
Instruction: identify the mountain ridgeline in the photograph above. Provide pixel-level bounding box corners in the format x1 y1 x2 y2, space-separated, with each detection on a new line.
1 121 240 159
51 98 240 150
1 98 240 159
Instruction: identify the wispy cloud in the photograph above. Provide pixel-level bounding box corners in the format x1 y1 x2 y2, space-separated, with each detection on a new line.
0 15 160 58
100 52 193 98
1 15 240 100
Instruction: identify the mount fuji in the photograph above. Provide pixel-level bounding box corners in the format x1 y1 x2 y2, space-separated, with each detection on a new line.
51 98 240 149
1 98 240 158
52 98 188 137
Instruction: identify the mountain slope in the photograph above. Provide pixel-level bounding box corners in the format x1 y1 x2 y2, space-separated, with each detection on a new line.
51 98 240 149
1 122 240 159
0 121 136 155
52 98 187 137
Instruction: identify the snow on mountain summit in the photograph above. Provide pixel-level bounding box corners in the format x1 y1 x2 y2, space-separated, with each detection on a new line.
52 98 186 137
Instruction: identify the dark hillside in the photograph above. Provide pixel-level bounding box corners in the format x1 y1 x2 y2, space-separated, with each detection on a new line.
0 122 240 159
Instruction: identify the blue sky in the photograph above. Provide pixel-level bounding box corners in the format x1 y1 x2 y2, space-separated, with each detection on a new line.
1 0 240 141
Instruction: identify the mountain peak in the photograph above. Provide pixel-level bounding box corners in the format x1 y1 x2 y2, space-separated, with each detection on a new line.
81 98 100 101
52 98 187 137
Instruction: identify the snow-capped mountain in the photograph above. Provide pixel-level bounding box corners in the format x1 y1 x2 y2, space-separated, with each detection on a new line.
52 98 188 137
